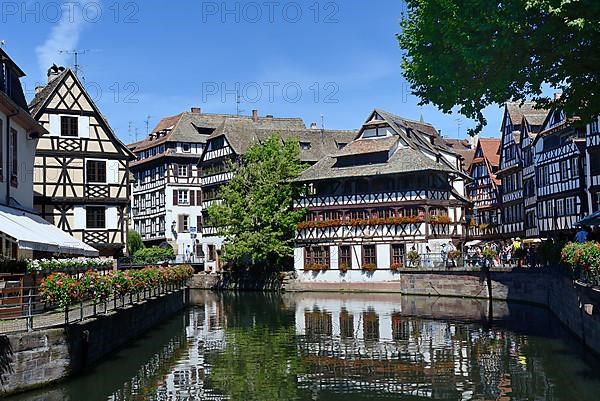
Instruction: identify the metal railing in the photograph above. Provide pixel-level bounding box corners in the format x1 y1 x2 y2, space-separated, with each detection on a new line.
0 280 187 334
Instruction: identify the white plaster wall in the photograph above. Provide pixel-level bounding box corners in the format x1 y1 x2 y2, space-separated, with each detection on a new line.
0 115 39 210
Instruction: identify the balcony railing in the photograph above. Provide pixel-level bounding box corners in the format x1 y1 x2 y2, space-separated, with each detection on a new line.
294 190 450 208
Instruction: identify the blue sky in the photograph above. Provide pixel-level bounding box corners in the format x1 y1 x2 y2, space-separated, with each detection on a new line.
5 0 505 144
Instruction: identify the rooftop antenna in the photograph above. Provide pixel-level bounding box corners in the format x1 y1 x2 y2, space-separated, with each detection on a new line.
58 49 90 77
145 116 152 135
128 121 133 143
455 117 462 137
134 127 139 142
236 89 245 116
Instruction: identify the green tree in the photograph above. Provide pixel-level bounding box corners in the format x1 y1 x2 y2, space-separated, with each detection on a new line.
127 230 145 256
398 0 600 134
208 135 307 270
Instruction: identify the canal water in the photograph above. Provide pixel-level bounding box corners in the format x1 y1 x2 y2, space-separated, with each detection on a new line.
8 291 600 401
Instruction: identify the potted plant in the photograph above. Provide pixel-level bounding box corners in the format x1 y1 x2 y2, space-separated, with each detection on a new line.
561 241 600 300
407 250 420 267
362 263 377 273
339 262 349 274
390 262 403 272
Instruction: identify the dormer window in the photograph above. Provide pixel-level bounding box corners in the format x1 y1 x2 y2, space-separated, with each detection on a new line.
300 142 311 150
182 143 191 152
61 116 78 137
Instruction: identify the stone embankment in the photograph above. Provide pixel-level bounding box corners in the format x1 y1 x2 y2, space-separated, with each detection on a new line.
0 289 188 396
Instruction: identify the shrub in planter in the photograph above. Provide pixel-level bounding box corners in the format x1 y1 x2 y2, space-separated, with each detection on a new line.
448 250 462 261
39 273 81 308
482 247 497 261
80 270 113 301
407 250 420 266
561 242 600 284
429 215 451 225
390 262 403 271
362 263 377 272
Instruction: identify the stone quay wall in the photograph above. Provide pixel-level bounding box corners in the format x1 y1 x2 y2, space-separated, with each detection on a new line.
0 289 188 396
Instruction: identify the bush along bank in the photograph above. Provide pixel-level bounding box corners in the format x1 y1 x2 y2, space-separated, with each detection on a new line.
39 265 194 309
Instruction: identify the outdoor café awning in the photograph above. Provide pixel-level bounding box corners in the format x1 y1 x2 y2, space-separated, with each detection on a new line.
0 204 99 257
576 210 600 227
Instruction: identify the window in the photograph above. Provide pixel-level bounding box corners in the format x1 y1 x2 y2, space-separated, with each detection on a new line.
177 214 190 232
182 143 191 153
86 207 106 229
556 199 565 216
566 197 576 215
571 158 579 178
60 116 78 137
338 245 352 269
10 128 17 185
391 244 405 266
178 190 189 205
300 142 311 150
208 245 216 262
560 160 568 180
177 164 188 177
362 245 377 266
86 160 106 183
305 246 330 269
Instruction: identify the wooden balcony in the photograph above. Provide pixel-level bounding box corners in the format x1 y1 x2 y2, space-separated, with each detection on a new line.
294 190 450 209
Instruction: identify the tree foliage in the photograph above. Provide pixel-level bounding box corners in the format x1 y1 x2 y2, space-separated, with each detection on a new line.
207 135 307 269
127 230 145 256
398 0 600 134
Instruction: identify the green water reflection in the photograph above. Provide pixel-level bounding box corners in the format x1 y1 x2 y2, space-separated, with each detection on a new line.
7 291 600 401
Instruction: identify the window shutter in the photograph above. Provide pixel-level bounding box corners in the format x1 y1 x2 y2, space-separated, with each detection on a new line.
78 116 90 138
197 216 202 229
197 191 202 206
178 215 184 232
174 164 178 177
190 190 195 206
188 165 192 177
107 160 119 184
48 114 60 136
173 190 178 206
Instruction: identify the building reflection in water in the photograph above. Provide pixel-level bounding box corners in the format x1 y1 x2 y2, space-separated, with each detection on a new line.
8 291 600 401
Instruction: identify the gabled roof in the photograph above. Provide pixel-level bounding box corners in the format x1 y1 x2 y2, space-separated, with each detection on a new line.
444 138 475 172
295 109 466 183
134 112 309 153
28 67 135 159
470 138 501 188
295 146 456 183
505 101 547 125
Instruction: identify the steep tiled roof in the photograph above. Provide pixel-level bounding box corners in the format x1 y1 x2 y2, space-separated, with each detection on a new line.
295 109 466 183
506 101 549 126
295 146 454 182
478 138 500 167
133 112 307 152
28 68 69 117
444 138 475 172
335 136 397 157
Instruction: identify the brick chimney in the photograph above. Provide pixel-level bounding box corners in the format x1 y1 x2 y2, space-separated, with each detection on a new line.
252 109 258 122
191 107 201 114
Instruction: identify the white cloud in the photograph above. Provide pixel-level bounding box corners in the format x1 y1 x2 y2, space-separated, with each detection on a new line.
35 0 99 77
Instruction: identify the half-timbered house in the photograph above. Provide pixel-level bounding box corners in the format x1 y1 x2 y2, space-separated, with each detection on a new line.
533 110 587 237
128 108 224 259
496 102 547 238
467 138 501 239
292 109 469 282
0 51 97 258
29 66 135 257
199 110 356 271
586 116 600 212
